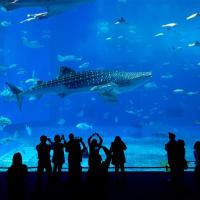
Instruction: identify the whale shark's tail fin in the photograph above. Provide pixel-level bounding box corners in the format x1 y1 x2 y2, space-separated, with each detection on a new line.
6 82 23 111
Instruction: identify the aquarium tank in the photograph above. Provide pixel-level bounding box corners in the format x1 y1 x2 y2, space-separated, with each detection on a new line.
0 0 199 171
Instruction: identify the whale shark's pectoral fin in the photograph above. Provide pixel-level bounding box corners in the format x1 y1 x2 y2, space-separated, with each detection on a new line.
90 83 120 102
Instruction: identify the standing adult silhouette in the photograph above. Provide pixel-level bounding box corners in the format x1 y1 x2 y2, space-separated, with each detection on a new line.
36 135 52 179
194 141 200 186
65 133 87 182
48 134 66 178
88 132 103 176
165 132 178 184
176 139 187 184
110 136 127 178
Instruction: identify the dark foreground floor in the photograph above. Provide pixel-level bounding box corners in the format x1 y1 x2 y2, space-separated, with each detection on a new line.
0 171 199 200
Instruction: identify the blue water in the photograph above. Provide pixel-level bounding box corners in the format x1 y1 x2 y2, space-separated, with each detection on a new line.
0 0 200 170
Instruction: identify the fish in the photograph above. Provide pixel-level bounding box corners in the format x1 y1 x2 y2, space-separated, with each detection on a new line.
0 20 11 27
9 64 18 69
25 78 39 85
173 88 185 94
186 91 199 96
161 74 174 79
25 125 32 136
57 118 65 125
144 82 158 89
114 17 127 25
125 110 136 114
105 37 112 41
76 122 92 130
186 12 200 20
0 88 14 100
154 33 164 37
0 131 18 144
0 116 12 130
161 23 177 30
78 62 90 69
57 54 82 62
21 36 43 48
0 0 94 22
16 70 26 75
0 64 18 73
4 66 152 110
188 41 200 47
3 121 50 133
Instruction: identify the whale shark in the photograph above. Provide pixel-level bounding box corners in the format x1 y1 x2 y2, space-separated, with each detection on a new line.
0 0 93 22
5 66 152 110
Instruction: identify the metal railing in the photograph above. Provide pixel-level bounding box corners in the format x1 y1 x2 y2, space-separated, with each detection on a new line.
0 165 196 172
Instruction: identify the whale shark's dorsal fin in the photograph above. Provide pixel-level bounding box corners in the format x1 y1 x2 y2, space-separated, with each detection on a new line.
59 66 76 77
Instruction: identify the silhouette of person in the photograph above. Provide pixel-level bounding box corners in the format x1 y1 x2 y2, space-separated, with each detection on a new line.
36 135 52 179
7 152 28 200
88 132 103 175
194 141 200 185
65 133 87 182
100 146 111 181
165 132 179 184
75 137 87 181
110 136 127 177
89 146 111 198
48 134 66 178
176 139 187 184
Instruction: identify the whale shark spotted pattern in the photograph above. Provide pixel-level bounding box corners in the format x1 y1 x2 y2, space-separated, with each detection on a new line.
6 67 152 110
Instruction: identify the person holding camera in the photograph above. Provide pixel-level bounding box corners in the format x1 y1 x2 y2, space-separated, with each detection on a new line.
88 132 103 176
36 135 52 179
48 134 66 178
65 133 86 182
